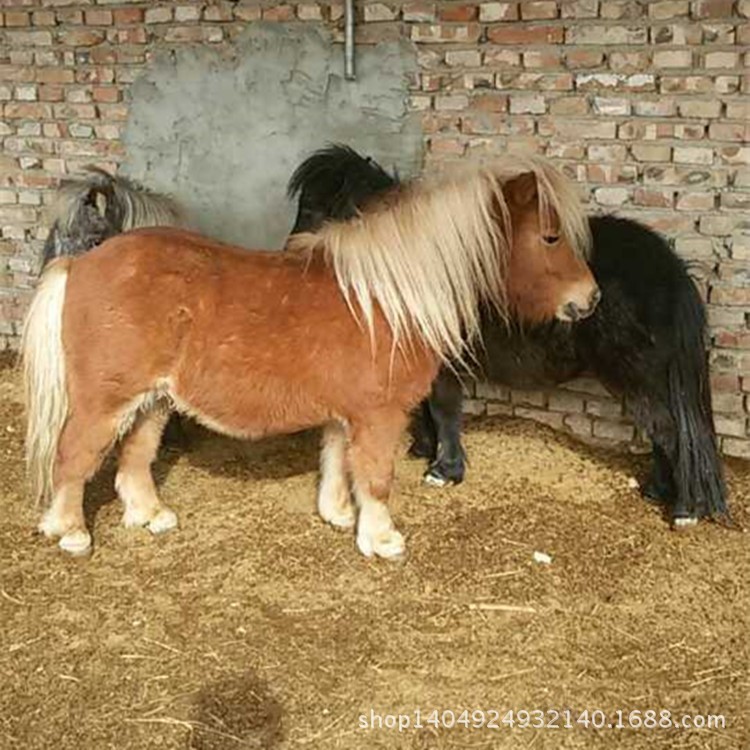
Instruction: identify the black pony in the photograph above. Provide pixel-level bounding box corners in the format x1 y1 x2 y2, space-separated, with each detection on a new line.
288 145 728 526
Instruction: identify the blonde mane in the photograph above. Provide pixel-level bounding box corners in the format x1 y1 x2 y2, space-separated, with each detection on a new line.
290 154 590 365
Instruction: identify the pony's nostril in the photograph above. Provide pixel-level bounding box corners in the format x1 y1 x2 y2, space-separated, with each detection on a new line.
563 301 580 321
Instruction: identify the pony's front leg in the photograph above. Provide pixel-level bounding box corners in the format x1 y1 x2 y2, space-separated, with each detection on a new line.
116 404 178 534
347 411 408 560
317 421 355 529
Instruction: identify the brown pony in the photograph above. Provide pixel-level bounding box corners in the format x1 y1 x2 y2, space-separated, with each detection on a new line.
22 154 597 559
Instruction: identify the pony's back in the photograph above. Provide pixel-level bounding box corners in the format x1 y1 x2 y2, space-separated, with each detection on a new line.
588 215 694 334
288 144 398 234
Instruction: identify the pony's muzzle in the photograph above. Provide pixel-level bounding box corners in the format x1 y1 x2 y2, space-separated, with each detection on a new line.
557 286 601 323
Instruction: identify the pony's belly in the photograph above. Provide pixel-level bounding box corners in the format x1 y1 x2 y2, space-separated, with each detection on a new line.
168 373 335 441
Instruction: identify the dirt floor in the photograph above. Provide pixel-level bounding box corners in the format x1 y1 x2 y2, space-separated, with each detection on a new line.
0 362 748 750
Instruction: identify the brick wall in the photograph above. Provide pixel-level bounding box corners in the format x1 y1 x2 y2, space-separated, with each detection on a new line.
0 0 748 455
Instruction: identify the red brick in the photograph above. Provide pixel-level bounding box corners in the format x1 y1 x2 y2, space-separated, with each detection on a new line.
31 11 56 25
164 26 204 42
60 29 105 46
470 93 508 112
76 67 115 84
609 51 651 71
712 375 739 393
412 23 481 42
709 122 750 141
38 84 64 102
92 86 119 103
483 47 521 66
89 47 117 64
115 28 147 44
549 96 589 115
429 137 466 155
4 102 52 118
52 103 96 119
487 24 563 44
479 2 517 21
461 112 508 134
203 3 234 22
710 287 750 305
565 49 604 68
145 7 172 23
649 1 689 18
5 11 30 26
233 4 262 21
523 50 561 68
85 9 112 25
403 1 437 21
692 0 734 17
676 191 715 210
36 68 74 84
439 4 477 21
520 1 557 19
5 29 52 45
112 7 143 24
568 25 647 44
96 103 128 121
263 5 295 20
55 9 83 25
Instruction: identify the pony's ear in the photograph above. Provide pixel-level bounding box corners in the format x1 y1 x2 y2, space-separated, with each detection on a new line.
94 190 108 218
504 172 538 208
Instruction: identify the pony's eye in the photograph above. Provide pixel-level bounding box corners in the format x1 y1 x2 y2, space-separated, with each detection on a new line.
543 235 560 245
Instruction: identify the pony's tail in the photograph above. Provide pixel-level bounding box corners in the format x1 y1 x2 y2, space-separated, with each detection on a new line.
21 258 72 505
668 274 728 521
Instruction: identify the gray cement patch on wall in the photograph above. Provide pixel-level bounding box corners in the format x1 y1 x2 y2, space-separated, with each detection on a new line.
122 23 422 249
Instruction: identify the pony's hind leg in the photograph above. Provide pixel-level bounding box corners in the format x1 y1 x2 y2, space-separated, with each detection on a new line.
642 444 676 506
39 408 121 555
317 422 355 529
116 404 178 534
424 368 466 487
347 411 408 560
408 400 438 460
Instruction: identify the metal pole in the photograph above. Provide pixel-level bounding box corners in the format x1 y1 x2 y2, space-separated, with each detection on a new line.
344 0 355 80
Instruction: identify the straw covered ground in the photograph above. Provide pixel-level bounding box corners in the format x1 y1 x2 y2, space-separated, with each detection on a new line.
0 361 748 750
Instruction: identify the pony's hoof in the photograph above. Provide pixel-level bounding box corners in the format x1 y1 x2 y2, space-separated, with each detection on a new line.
59 529 92 556
38 513 66 539
672 516 698 530
121 506 154 529
323 508 356 530
147 508 179 535
423 470 449 488
357 528 406 560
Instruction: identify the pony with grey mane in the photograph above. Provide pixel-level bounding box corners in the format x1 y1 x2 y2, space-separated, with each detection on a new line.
42 166 184 267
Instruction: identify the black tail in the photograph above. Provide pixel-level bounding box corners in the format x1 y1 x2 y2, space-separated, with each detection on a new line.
287 144 397 233
669 273 728 520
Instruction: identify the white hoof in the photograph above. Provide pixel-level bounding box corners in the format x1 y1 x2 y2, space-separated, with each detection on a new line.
121 505 154 529
357 528 406 560
147 508 178 535
320 505 356 530
59 529 92 556
673 516 698 529
423 472 448 488
38 513 66 539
